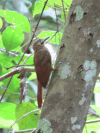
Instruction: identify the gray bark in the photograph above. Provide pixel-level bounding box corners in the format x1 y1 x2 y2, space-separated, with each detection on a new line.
35 0 100 132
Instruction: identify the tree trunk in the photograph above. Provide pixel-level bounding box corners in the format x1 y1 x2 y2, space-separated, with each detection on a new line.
35 0 100 132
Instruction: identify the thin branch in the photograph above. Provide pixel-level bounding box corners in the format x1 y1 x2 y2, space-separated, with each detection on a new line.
0 48 19 57
19 78 26 104
63 0 70 8
0 76 13 102
61 0 66 22
9 109 40 132
86 119 100 124
54 4 59 32
57 18 65 24
46 24 64 43
18 0 48 65
5 53 34 70
0 67 35 82
31 128 36 133
22 53 34 65
5 64 34 70
54 4 60 43
0 0 48 101
47 3 67 11
9 128 36 133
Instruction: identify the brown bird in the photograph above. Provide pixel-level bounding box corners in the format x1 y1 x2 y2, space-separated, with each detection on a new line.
33 37 53 108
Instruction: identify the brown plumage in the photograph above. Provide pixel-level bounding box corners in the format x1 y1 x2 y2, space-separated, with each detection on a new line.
33 37 53 108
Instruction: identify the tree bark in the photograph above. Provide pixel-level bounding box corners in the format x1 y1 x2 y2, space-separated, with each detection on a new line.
35 0 100 132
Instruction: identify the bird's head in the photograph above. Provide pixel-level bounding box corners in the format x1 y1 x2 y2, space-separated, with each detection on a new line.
33 37 50 52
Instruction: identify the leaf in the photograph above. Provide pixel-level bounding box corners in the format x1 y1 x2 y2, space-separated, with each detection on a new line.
33 0 49 16
0 102 18 130
83 123 100 133
1 71 20 94
49 0 72 7
0 54 20 94
33 0 72 17
94 82 100 93
0 102 16 120
83 105 100 133
0 32 4 48
29 0 37 13
2 26 24 51
28 72 37 80
0 10 31 33
15 102 39 130
90 105 100 117
38 30 63 44
0 64 2 75
0 17 3 29
13 55 34 65
0 53 12 68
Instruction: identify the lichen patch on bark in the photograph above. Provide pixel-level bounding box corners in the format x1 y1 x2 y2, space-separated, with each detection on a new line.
35 118 53 133
96 40 100 47
72 124 81 130
71 117 77 124
58 62 71 79
74 6 84 21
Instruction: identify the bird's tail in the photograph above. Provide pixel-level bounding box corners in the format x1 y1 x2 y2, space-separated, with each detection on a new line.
37 81 42 108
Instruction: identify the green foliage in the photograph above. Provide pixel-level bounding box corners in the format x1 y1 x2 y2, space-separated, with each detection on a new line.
2 26 24 51
0 32 4 48
15 102 39 130
83 123 100 133
29 0 37 13
0 65 2 75
0 53 12 67
0 17 3 29
83 105 100 133
61 10 69 22
0 10 31 33
0 102 16 120
13 55 34 65
0 102 18 130
33 0 49 16
33 0 72 16
0 102 39 131
94 84 100 93
0 53 20 93
38 30 63 44
28 72 37 80
0 10 31 51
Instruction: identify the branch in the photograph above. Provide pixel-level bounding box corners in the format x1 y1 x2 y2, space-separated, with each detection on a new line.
86 119 100 124
5 64 34 70
9 128 36 133
9 109 40 132
54 4 61 43
22 53 34 65
0 67 35 82
46 24 64 43
61 0 66 22
0 48 19 57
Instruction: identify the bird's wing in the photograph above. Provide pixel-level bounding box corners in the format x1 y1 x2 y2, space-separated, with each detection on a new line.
34 48 51 66
34 49 52 88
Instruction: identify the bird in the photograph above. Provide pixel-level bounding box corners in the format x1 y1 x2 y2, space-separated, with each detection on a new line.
33 37 53 108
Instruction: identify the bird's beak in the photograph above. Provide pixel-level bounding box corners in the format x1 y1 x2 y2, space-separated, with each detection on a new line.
41 36 50 44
